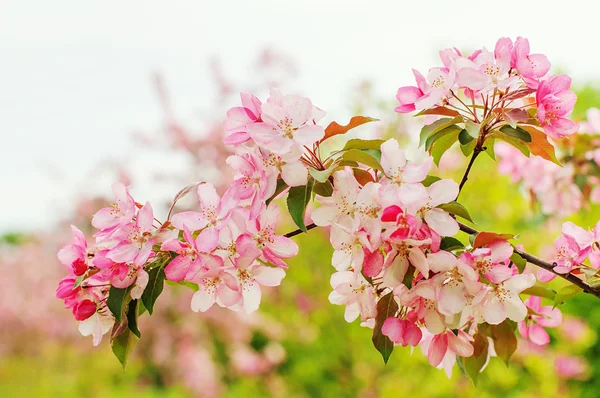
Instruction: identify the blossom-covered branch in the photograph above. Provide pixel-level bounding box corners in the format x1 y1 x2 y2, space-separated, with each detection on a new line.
55 37 588 383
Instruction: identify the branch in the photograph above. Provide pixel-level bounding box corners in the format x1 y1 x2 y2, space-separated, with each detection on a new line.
458 148 481 194
458 222 600 299
284 223 318 238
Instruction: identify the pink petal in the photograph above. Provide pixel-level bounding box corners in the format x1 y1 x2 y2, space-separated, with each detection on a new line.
448 330 474 357
171 211 207 231
191 285 216 312
528 323 550 345
428 333 448 367
253 266 286 287
428 179 459 206
241 280 262 314
164 255 192 282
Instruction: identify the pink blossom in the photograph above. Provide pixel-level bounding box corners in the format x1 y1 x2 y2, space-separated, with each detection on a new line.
395 68 454 113
456 48 516 94
518 296 562 346
553 234 588 274
57 225 89 276
328 270 377 322
171 183 239 246
311 168 361 227
78 312 114 346
162 225 219 282
91 182 136 230
190 265 241 312
380 138 431 189
106 202 158 266
511 37 551 80
403 179 460 236
244 204 299 268
536 74 578 138
223 92 262 145
473 273 536 324
228 237 286 314
460 240 514 284
382 317 422 347
246 89 324 155
227 149 277 219
427 330 474 367
428 250 479 316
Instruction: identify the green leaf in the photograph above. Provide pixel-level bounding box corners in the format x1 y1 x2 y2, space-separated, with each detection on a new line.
138 300 147 316
458 331 489 385
422 175 441 187
419 116 463 147
465 120 481 139
460 138 476 157
490 320 517 365
483 137 496 160
73 275 85 289
342 138 385 151
111 324 139 369
371 292 398 364
362 148 382 162
141 266 166 315
313 180 334 197
107 286 130 323
493 130 530 157
521 285 557 300
266 178 288 205
440 237 465 251
342 149 383 172
509 252 527 273
402 265 415 289
308 163 337 183
127 299 141 338
437 201 473 222
287 179 314 232
429 125 461 166
425 124 461 152
554 285 583 307
499 125 532 143
458 128 474 145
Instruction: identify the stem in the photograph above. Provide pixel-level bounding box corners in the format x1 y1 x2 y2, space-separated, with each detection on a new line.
458 222 600 299
458 147 481 194
284 223 318 238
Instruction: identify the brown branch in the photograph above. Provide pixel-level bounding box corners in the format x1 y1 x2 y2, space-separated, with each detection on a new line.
284 223 318 238
458 222 600 299
458 148 481 194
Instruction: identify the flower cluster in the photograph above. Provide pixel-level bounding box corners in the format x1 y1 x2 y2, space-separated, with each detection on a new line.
396 36 578 139
544 221 600 280
496 108 600 216
316 138 541 373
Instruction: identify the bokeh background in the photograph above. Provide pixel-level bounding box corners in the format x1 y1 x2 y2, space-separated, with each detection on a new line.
2 1 600 396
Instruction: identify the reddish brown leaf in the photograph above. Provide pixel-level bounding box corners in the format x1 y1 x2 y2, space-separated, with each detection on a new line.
321 116 378 142
352 168 375 186
473 232 514 249
415 106 460 117
501 88 535 102
520 125 561 165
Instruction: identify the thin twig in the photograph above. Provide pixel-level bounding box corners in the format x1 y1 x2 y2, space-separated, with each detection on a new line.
458 148 481 194
284 223 318 238
457 222 600 299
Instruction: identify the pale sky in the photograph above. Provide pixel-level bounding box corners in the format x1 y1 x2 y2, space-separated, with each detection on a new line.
1 0 598 232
